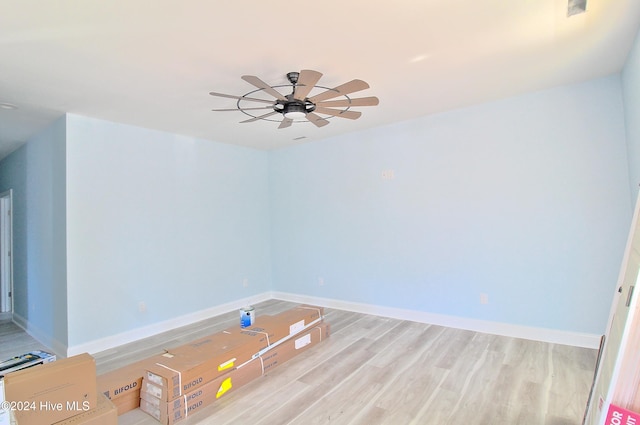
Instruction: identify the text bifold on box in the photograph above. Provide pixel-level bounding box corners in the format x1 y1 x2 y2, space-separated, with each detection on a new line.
97 358 157 415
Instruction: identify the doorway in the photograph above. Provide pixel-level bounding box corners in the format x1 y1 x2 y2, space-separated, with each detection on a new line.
0 190 13 314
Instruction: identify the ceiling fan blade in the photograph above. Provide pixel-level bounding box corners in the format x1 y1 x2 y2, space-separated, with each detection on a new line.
308 79 370 103
211 106 273 111
293 69 323 101
241 75 287 101
315 96 379 108
240 111 279 123
278 117 293 129
305 112 330 128
314 107 361 120
209 92 275 104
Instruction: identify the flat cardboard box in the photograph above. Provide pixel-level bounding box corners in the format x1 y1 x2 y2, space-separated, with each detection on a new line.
52 393 116 425
110 393 140 416
260 321 330 375
263 305 324 337
236 305 324 349
4 353 97 425
169 304 324 358
140 358 264 425
144 330 264 401
97 358 154 402
140 322 330 425
97 357 159 415
146 305 324 400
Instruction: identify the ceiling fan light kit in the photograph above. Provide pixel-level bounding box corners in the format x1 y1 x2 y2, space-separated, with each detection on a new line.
210 69 379 129
282 103 308 119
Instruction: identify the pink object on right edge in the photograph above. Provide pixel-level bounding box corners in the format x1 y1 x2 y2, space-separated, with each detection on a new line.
605 403 640 425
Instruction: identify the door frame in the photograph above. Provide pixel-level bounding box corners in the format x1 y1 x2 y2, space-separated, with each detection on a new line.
583 192 640 424
0 189 14 313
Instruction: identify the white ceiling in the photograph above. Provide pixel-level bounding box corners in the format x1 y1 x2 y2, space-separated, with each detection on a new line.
1 0 639 160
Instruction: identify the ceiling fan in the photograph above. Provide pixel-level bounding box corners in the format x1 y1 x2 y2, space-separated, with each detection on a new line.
209 69 379 129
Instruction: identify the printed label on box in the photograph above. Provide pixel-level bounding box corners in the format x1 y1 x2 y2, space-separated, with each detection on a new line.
289 320 305 335
295 334 311 349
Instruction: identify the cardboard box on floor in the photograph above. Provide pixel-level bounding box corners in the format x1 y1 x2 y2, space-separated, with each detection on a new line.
94 306 322 414
97 359 151 401
170 305 324 359
3 353 97 425
260 305 324 336
145 305 324 401
143 329 266 402
168 305 324 361
259 322 330 375
143 321 330 405
52 393 116 425
109 394 139 417
96 357 158 415
140 357 263 425
140 322 330 425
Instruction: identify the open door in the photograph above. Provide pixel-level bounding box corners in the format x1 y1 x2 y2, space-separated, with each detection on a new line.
584 192 640 424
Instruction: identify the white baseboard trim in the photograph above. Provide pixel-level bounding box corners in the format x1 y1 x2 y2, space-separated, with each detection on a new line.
66 292 273 356
59 290 601 355
272 292 602 349
12 312 68 358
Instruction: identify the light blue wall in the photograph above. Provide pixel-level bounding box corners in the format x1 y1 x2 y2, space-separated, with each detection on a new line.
64 115 271 347
0 116 68 350
0 71 634 351
622 28 640 203
270 75 631 334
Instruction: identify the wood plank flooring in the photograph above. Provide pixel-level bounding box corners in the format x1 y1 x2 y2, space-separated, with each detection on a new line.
0 312 50 358
0 301 597 425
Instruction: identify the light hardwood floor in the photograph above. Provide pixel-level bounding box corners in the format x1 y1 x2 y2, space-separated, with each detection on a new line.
0 301 597 425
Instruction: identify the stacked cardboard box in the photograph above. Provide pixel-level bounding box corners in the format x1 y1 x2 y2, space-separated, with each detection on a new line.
138 305 328 424
143 305 323 401
97 358 156 416
141 322 330 424
52 394 117 425
3 353 117 425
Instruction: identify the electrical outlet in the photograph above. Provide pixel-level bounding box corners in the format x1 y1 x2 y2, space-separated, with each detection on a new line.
318 277 325 286
480 293 489 305
381 169 395 180
243 278 249 288
138 301 147 313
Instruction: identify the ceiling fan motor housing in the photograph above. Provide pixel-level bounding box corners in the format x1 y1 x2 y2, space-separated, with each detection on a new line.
276 99 316 118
